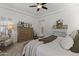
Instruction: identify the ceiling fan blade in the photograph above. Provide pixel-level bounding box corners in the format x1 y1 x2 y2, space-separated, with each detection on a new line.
37 3 39 4
42 3 47 5
29 5 36 7
37 8 40 11
42 6 48 9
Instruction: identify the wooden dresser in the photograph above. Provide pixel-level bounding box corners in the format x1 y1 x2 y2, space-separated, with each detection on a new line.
17 26 33 42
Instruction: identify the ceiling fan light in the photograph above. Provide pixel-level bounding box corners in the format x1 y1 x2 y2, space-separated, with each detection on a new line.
37 4 42 8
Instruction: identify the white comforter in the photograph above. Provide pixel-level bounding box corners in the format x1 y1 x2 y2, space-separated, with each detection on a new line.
36 37 79 56
22 39 43 56
22 37 79 56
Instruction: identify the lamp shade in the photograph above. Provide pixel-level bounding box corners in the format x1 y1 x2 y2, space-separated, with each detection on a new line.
7 21 14 30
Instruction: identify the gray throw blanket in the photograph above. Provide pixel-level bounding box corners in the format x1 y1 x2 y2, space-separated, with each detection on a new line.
39 35 57 44
70 30 79 53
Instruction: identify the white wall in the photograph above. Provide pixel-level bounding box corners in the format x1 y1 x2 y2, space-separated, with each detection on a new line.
1 4 79 42
0 7 39 43
39 5 79 37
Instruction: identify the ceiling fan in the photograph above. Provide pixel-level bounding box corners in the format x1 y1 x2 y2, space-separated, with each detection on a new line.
29 3 48 11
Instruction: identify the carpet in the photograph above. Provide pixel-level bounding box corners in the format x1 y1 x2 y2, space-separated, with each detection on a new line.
0 41 28 56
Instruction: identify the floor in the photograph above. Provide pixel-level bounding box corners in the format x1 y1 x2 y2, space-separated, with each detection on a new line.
0 41 27 56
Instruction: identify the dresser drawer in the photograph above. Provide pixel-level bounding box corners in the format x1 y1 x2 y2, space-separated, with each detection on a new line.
17 27 33 42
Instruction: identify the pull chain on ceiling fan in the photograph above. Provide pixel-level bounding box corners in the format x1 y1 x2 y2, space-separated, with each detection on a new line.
29 3 48 11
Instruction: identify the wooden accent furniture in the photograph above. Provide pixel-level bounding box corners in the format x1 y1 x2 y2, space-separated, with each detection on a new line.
17 26 33 42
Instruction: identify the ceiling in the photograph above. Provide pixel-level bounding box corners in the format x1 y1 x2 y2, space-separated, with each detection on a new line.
0 3 78 18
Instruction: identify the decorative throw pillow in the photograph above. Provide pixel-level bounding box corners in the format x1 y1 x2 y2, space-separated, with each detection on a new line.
60 36 74 50
69 30 78 39
39 35 57 44
70 30 79 53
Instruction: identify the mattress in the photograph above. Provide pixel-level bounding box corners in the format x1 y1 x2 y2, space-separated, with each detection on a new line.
36 37 79 56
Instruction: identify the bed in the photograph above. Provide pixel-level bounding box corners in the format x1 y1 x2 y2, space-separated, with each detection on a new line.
22 30 79 56
36 37 79 56
22 37 79 56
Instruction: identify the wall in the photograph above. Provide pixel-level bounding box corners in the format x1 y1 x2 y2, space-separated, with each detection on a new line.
39 5 79 37
0 6 39 43
1 4 79 42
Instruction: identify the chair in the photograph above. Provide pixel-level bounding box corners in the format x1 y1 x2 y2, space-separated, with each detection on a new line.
0 35 13 47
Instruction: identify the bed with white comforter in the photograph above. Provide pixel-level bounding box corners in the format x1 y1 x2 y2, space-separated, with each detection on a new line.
22 37 79 56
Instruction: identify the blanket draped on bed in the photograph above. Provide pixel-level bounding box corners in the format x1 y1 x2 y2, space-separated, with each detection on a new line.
22 39 43 56
22 35 57 56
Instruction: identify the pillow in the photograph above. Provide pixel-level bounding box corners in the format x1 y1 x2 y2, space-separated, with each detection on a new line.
60 36 74 50
70 31 79 53
39 35 57 44
69 30 78 39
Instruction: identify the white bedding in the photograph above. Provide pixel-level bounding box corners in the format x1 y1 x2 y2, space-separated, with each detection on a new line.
23 37 79 56
36 37 79 56
22 39 43 56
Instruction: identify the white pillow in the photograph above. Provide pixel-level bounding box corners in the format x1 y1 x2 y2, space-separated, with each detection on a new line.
60 36 74 50
70 30 78 39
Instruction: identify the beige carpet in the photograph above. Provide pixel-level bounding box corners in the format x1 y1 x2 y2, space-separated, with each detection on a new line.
0 41 27 56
